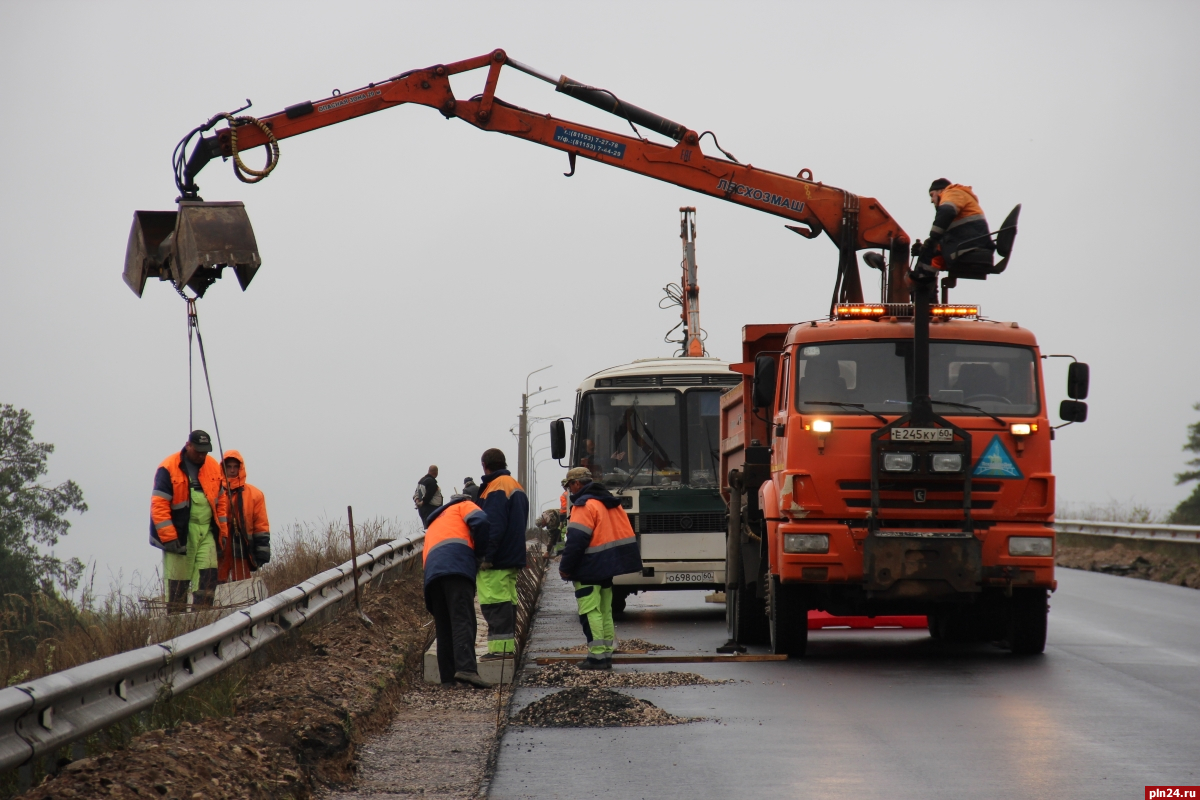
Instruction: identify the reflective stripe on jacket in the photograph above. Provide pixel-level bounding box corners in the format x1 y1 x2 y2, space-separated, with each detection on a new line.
149 448 228 551
423 497 490 593
479 470 529 570
560 484 641 583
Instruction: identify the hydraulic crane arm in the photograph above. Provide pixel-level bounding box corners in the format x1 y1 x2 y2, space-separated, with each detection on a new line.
167 49 912 302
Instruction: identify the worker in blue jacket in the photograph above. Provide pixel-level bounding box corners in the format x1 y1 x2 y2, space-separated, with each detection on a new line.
476 448 529 661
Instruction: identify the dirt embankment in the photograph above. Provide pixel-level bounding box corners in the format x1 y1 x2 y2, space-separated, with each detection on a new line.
1057 542 1200 589
19 565 432 800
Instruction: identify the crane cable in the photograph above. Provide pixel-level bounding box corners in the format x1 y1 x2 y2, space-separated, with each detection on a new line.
221 113 280 184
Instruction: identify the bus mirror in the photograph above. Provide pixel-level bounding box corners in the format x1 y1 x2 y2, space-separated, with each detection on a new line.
550 420 567 460
1067 362 1089 399
1059 400 1088 423
752 355 777 411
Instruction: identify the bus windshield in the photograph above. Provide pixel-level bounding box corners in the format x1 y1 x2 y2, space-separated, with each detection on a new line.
794 341 1040 416
574 388 725 489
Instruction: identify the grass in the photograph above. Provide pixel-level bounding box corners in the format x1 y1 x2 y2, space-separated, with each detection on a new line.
1057 500 1172 524
1 516 420 796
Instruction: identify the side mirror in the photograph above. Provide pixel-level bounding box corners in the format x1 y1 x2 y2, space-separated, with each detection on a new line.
752 354 777 411
550 420 567 461
1067 362 1089 400
1059 400 1088 423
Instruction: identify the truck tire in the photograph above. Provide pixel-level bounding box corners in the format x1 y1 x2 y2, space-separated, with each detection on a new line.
1006 588 1048 655
612 589 629 618
769 576 808 658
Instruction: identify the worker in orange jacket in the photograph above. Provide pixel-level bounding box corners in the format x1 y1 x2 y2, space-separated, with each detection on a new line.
218 449 271 583
916 178 994 277
150 430 228 611
559 467 642 669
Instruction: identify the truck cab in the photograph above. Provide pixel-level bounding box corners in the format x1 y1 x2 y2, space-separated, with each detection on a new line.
568 357 741 610
722 304 1087 656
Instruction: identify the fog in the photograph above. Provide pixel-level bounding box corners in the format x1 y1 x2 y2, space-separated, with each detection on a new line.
2 1 1197 592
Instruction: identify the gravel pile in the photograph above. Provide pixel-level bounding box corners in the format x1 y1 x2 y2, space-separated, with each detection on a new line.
523 662 728 688
556 638 674 654
511 687 696 728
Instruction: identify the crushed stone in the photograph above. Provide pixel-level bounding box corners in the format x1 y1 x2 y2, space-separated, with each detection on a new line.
556 637 674 654
522 661 729 689
510 687 697 728
1058 543 1200 589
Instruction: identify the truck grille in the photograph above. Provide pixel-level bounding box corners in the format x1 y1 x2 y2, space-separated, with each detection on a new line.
634 512 725 533
838 480 1001 511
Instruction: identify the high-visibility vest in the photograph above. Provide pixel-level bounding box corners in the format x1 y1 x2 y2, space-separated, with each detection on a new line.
150 450 227 550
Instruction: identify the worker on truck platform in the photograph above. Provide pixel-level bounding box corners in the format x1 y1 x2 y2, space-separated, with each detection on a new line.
423 493 492 688
217 450 271 583
559 466 642 670
476 448 529 661
916 178 994 277
149 430 228 612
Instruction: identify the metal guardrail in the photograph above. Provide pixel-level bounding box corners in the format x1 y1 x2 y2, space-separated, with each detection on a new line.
0 532 423 774
1056 519 1200 543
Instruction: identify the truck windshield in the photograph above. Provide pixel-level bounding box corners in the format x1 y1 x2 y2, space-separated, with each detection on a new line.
575 389 722 489
794 341 1040 416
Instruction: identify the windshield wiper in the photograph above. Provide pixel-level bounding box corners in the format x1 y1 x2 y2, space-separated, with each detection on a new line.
930 400 1008 427
803 401 888 424
884 399 1008 428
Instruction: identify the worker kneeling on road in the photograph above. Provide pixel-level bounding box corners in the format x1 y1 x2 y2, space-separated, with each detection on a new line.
218 450 271 584
915 178 994 279
149 431 228 612
477 449 529 661
559 467 642 670
423 494 492 688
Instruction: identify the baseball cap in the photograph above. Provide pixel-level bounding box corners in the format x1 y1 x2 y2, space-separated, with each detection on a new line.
565 467 592 484
188 430 213 453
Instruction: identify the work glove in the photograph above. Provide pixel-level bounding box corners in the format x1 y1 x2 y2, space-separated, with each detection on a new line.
251 533 271 566
161 536 187 555
911 239 923 258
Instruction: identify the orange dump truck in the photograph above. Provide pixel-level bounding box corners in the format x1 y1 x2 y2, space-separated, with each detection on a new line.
720 299 1089 657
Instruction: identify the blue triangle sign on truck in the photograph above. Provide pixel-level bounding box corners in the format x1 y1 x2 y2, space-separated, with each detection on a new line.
973 435 1023 479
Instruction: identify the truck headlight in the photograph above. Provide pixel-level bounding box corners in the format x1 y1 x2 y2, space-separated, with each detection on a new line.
931 453 963 473
882 453 914 472
784 533 829 554
1008 536 1053 557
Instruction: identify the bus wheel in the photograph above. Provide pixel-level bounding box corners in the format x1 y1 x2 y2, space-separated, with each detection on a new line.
769 576 808 658
1007 588 1048 655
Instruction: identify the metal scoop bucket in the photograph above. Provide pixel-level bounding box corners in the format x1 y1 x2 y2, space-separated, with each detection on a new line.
123 201 261 297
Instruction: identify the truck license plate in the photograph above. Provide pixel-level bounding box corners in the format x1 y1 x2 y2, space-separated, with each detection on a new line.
663 571 715 584
890 428 953 442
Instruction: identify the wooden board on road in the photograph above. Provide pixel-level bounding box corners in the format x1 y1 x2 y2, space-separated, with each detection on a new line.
533 654 787 665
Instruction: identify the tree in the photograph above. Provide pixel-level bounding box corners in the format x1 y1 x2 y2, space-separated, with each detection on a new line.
0 405 87 596
1169 401 1200 525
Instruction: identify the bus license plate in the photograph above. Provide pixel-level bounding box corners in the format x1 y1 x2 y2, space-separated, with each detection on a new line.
664 571 715 584
891 428 953 442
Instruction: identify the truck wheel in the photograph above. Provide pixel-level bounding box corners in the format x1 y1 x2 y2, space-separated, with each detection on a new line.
611 589 629 618
1007 588 1048 655
728 581 769 646
769 576 808 658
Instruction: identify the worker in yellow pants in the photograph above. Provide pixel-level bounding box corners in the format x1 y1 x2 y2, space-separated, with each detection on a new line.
477 567 519 656
162 485 220 608
573 581 615 664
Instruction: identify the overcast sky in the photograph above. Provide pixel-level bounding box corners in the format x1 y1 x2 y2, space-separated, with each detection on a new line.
2 1 1198 594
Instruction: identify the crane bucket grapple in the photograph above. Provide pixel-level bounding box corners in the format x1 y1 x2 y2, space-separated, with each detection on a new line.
123 201 261 298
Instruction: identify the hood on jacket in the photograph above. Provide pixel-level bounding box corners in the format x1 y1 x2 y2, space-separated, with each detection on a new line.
570 481 624 509
223 449 247 489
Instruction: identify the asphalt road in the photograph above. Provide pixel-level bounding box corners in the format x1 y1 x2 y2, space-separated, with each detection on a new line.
491 569 1200 799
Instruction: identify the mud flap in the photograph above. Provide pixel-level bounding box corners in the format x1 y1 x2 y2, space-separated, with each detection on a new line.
863 532 982 596
123 201 260 297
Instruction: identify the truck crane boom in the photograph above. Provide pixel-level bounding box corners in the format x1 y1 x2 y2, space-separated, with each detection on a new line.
127 49 910 302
